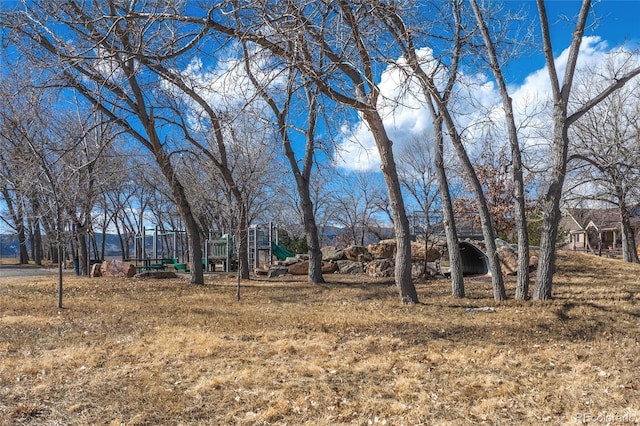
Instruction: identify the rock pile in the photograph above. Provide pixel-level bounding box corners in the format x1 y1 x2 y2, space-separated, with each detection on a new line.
321 243 442 278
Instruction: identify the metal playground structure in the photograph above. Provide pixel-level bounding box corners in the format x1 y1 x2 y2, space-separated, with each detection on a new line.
131 222 292 273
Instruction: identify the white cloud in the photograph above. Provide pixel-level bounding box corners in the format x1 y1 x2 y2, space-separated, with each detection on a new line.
335 36 640 173
160 45 286 135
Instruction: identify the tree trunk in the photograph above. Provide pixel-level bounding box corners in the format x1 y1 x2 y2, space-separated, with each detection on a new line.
115 218 127 261
440 108 507 300
533 201 561 300
17 223 29 265
153 149 204 284
533 120 568 300
184 213 203 284
364 111 418 304
469 0 530 299
76 223 88 276
300 186 325 284
618 190 639 263
50 238 59 265
33 219 42 266
2 188 29 264
236 204 250 279
28 218 35 261
100 226 107 260
533 0 591 300
433 112 464 297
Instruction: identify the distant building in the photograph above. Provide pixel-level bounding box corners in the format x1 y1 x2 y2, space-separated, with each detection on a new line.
558 207 640 254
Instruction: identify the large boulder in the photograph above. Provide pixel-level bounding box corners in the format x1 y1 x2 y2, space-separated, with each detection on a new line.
367 240 442 261
288 260 339 275
343 245 373 262
336 260 365 275
282 257 302 266
410 242 442 262
100 260 136 278
366 259 395 278
496 245 518 275
321 246 344 261
367 240 396 259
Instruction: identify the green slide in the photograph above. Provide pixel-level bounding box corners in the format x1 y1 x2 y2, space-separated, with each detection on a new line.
271 242 294 261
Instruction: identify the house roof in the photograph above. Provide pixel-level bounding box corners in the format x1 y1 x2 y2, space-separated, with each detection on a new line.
562 207 621 232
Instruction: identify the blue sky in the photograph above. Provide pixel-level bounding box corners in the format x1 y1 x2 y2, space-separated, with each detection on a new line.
1 1 639 233
335 0 640 172
505 0 640 83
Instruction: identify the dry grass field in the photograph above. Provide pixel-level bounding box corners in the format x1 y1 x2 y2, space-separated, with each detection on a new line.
1 251 639 425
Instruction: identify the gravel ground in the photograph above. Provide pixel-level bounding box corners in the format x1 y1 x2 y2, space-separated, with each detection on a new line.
0 265 63 278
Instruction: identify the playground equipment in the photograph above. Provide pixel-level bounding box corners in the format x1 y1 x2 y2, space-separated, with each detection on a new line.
248 223 274 270
204 233 235 272
248 222 293 269
132 226 184 271
129 223 293 274
133 226 181 261
271 241 293 261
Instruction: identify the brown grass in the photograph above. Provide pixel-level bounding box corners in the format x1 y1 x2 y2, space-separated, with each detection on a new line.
1 251 639 425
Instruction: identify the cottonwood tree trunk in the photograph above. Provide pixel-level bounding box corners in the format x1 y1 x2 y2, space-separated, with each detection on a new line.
617 188 639 263
1 189 29 264
33 218 42 265
300 183 325 284
115 219 127 261
76 223 88 275
17 225 29 264
364 110 418 304
16 200 29 264
533 0 588 300
154 149 204 284
298 91 326 285
533 118 567 300
432 110 464 297
470 0 530 299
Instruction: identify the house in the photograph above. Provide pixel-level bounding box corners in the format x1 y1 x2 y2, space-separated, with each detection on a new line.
559 207 636 254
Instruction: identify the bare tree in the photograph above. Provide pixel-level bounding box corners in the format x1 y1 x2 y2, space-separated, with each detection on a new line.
203 0 419 303
0 82 78 307
532 0 640 299
331 172 388 247
241 44 328 284
567 71 640 262
373 0 507 298
0 73 39 264
1 1 208 283
51 107 117 275
469 0 532 299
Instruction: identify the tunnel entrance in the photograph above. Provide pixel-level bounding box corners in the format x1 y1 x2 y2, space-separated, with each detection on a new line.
459 241 489 275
